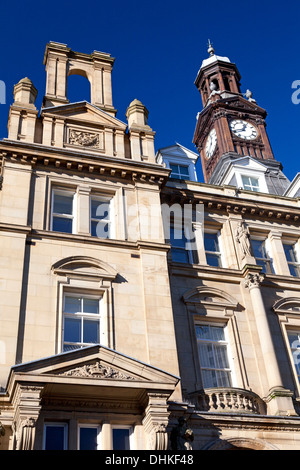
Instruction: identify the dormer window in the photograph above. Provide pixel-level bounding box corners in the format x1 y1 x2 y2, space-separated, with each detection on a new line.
241 175 260 192
170 164 190 181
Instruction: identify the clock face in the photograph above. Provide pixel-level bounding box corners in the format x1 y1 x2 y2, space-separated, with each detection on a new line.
205 128 217 158
230 119 258 140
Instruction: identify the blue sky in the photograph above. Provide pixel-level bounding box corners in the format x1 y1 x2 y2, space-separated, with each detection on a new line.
0 0 300 183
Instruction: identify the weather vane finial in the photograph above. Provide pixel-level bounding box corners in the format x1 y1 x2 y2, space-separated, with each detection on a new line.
207 39 215 56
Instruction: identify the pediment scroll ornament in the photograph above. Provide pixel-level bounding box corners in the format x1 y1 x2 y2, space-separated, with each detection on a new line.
57 360 137 381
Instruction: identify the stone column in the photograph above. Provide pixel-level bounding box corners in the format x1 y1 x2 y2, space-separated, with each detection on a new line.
244 269 296 416
101 421 113 450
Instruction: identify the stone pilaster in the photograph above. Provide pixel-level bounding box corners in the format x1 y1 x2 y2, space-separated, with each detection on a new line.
243 268 296 416
142 392 170 450
12 384 44 450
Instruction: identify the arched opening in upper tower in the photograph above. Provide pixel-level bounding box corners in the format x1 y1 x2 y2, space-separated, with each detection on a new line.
67 70 91 104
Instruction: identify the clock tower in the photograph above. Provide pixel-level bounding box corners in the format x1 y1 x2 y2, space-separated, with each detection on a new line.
193 42 289 194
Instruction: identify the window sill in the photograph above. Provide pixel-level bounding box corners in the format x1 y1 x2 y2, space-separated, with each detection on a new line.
30 229 170 252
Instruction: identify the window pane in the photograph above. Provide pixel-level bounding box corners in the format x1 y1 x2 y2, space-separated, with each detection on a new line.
53 193 73 215
211 326 225 341
198 343 215 368
45 426 65 450
64 317 81 343
288 264 300 277
214 344 230 369
196 325 210 340
83 319 99 344
179 166 189 176
171 248 189 263
242 175 259 191
251 240 265 258
83 298 99 314
204 233 220 252
170 227 186 246
216 370 232 387
91 220 110 238
284 244 296 262
52 216 73 234
91 199 110 220
64 296 81 314
206 253 222 267
288 332 299 348
113 429 130 450
202 369 218 388
170 164 179 174
79 427 98 450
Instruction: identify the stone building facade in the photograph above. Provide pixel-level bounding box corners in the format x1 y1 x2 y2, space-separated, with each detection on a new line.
1 41 300 450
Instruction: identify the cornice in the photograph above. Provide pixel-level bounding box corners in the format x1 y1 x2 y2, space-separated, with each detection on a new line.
0 140 170 187
161 185 300 224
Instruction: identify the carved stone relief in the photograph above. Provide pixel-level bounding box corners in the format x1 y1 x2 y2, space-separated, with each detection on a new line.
68 128 104 149
56 360 136 381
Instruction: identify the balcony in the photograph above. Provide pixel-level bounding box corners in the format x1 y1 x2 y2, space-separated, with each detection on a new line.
189 387 266 415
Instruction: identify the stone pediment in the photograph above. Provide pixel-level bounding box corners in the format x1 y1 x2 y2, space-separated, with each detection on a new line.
41 101 127 130
8 345 180 388
51 255 118 281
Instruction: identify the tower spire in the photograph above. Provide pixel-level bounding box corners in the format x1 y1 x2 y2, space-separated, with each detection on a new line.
207 39 215 56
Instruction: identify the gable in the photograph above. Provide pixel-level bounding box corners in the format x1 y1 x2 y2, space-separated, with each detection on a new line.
8 345 180 388
41 101 127 130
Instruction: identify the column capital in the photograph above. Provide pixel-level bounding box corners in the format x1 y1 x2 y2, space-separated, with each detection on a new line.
244 271 264 290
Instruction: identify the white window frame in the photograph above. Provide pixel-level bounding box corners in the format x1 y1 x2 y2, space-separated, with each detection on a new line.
195 321 234 389
241 174 260 192
90 194 114 239
111 425 134 450
204 229 224 268
43 422 68 450
62 293 103 352
283 242 300 277
51 188 76 234
169 223 195 264
78 424 101 450
169 163 191 181
251 236 274 274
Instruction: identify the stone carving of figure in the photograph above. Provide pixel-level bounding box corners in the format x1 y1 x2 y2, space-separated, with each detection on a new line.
236 221 252 259
170 417 194 451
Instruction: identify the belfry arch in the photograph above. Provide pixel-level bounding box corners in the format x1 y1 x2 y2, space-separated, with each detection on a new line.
43 41 116 116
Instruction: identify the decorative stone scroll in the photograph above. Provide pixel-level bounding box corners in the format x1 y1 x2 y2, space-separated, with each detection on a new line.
68 129 103 149
57 360 136 381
